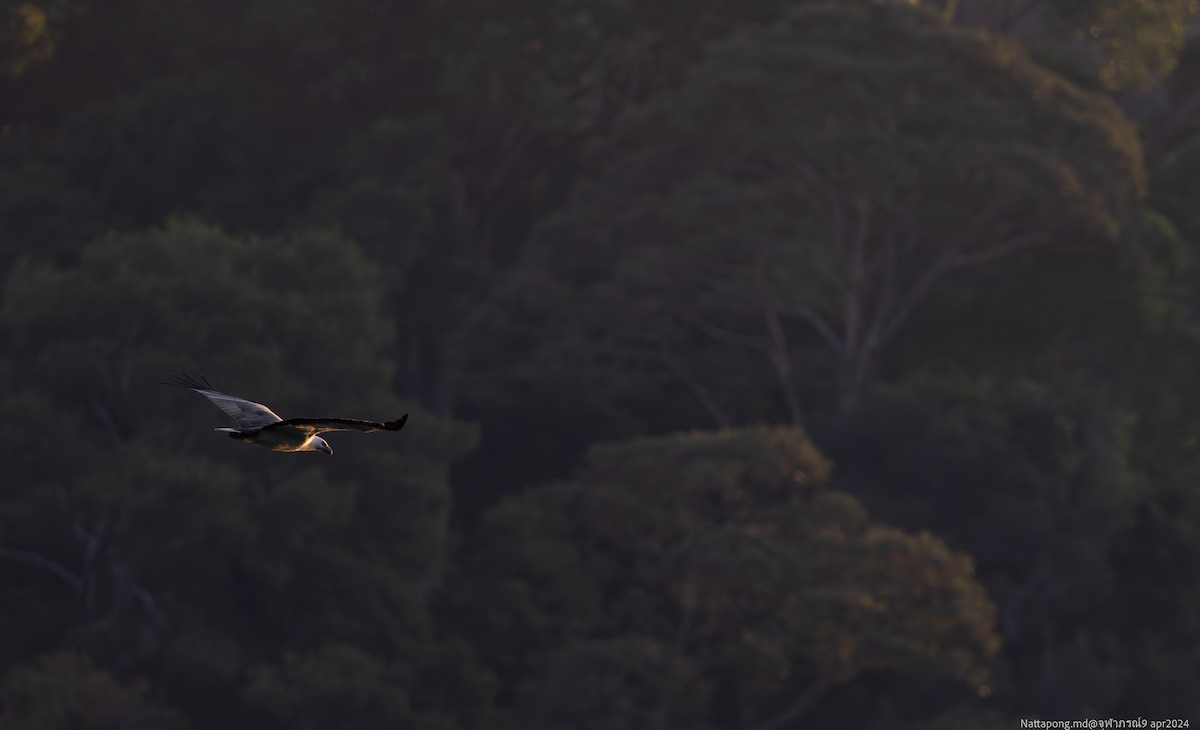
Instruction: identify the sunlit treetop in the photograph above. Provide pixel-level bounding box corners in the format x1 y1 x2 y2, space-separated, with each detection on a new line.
1 2 54 77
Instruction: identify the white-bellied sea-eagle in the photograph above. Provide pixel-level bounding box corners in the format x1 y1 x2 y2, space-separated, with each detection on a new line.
165 373 407 455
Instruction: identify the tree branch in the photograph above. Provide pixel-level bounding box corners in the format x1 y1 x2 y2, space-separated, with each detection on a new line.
759 254 805 426
875 198 1016 345
657 339 731 428
0 546 83 591
754 676 834 730
678 310 770 350
132 582 166 626
948 231 1049 268
73 517 109 573
777 302 843 353
843 192 873 358
765 312 805 426
864 219 905 353
86 387 124 447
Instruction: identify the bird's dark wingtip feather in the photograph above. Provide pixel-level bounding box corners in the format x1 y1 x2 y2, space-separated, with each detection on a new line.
160 372 216 391
386 414 409 431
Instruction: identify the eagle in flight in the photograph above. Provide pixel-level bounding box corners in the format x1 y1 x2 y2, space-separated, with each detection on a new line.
165 374 407 455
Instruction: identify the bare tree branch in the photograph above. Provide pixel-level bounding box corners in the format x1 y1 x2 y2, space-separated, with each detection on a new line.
864 218 905 353
678 310 770 350
758 251 806 426
777 302 843 353
0 546 83 591
949 230 1050 268
861 186 921 278
73 517 109 573
764 309 805 425
843 192 873 358
876 198 1017 345
657 339 731 428
132 582 166 626
754 676 834 730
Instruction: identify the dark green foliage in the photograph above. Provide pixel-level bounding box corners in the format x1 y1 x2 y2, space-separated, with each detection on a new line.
2 0 1200 726
1033 0 1193 90
0 221 484 729
0 650 188 729
458 1 1145 421
449 427 999 728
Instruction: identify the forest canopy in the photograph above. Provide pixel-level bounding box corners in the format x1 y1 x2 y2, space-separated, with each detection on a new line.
1 0 1199 728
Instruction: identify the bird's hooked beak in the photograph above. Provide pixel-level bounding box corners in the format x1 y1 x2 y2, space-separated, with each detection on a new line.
315 438 333 455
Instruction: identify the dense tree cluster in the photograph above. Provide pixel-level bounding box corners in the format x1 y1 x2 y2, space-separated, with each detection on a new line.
1 1 1198 727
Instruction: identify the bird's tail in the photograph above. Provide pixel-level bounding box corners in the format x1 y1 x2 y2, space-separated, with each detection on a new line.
214 427 241 433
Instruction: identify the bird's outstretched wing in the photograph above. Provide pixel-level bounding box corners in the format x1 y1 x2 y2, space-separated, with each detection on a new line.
163 373 283 431
273 414 408 435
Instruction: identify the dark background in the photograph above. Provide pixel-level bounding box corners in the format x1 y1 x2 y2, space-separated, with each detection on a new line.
1 1 1198 727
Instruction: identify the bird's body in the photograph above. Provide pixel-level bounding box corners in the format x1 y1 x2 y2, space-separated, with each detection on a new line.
218 424 329 453
165 374 407 455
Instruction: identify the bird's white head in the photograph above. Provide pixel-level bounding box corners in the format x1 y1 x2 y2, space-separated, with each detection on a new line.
311 437 333 455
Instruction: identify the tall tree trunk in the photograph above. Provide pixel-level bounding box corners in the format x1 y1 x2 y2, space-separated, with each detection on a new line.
764 307 804 425
836 343 874 414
